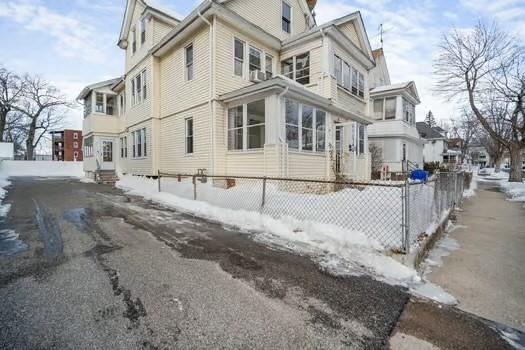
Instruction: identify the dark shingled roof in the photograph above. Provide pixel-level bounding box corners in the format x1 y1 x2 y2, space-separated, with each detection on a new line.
416 122 445 139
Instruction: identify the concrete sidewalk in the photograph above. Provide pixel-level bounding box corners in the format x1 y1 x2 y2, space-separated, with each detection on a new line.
427 181 525 331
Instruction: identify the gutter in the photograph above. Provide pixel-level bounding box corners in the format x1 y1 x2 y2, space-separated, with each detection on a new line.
197 11 216 175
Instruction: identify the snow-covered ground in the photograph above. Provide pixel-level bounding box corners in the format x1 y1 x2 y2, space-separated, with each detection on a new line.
117 175 456 304
478 168 525 206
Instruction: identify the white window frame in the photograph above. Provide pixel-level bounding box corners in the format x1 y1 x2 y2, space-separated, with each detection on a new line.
185 117 194 155
265 54 273 78
285 99 326 153
227 100 265 151
281 52 310 85
84 136 93 158
185 43 194 81
131 69 147 106
73 142 78 149
73 133 78 140
282 0 292 34
249 46 262 73
120 137 128 158
131 128 147 159
233 38 245 77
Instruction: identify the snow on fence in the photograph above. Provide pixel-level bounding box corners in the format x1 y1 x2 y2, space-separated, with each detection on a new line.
155 172 466 253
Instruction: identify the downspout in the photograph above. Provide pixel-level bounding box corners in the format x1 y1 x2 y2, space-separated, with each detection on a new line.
198 11 215 175
278 87 289 177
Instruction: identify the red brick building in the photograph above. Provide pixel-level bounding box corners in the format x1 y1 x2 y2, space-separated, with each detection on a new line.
50 130 83 161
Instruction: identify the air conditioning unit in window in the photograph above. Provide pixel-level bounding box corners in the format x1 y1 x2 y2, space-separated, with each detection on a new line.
249 70 266 83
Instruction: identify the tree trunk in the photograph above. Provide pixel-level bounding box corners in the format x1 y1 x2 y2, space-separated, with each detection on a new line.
509 143 523 182
494 157 502 173
0 110 6 142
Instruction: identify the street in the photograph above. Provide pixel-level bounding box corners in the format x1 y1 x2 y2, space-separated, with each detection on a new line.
0 178 519 349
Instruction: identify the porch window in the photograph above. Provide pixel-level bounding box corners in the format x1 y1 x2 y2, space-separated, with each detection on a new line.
343 62 351 90
234 38 244 77
84 93 92 117
351 67 358 95
84 137 93 157
285 98 326 152
385 97 396 119
228 100 265 150
281 52 310 85
282 1 291 33
247 100 265 149
249 47 261 73
316 111 326 152
95 93 104 113
185 44 194 81
358 71 365 98
228 105 244 150
185 118 193 154
106 95 114 115
334 55 342 85
358 124 365 155
302 105 314 151
285 99 299 149
373 99 384 120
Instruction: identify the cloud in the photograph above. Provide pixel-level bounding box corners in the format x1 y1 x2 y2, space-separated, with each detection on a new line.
0 0 111 64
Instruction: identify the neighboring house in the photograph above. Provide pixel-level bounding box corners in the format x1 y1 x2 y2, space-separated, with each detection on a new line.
416 122 448 164
78 0 422 181
468 142 491 168
35 154 53 161
0 142 14 160
367 49 425 173
50 130 83 161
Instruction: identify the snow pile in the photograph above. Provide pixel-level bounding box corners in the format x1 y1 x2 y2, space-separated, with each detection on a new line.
463 173 478 198
0 160 84 177
501 181 525 205
117 175 456 304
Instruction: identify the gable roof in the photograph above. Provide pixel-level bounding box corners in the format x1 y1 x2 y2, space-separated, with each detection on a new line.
370 81 421 104
416 122 446 140
118 0 181 48
217 0 316 28
77 78 122 100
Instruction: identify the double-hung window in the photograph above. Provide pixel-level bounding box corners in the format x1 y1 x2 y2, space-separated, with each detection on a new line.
249 47 261 73
185 44 194 81
140 18 146 44
84 137 93 157
141 70 147 100
234 38 244 77
185 118 193 154
95 93 104 113
281 52 310 85
385 97 396 119
358 72 364 98
282 1 292 33
120 137 127 158
358 124 365 155
228 100 265 150
285 99 326 152
334 55 342 85
351 67 358 95
131 70 147 106
131 79 136 105
132 128 147 158
132 26 137 53
343 62 351 90
373 99 384 120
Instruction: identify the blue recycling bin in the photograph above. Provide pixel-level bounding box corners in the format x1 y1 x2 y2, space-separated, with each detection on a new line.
411 169 429 182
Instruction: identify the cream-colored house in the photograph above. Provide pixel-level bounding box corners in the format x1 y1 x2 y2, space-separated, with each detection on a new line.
79 0 385 181
367 48 425 174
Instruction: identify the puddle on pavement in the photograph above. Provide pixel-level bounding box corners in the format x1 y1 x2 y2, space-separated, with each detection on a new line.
63 208 90 232
0 229 28 256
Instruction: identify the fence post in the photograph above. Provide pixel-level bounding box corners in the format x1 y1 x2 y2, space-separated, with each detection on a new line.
404 180 410 254
261 177 267 210
192 175 197 200
157 169 161 192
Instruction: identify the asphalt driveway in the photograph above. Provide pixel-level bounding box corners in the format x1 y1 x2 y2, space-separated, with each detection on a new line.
0 178 519 349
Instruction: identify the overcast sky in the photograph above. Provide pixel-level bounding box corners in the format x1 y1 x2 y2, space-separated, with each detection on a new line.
1 0 524 130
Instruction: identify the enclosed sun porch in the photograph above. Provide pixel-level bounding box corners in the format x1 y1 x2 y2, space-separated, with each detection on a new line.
218 77 372 181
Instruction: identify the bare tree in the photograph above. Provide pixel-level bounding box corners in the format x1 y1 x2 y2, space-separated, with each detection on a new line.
449 108 479 163
369 143 383 178
14 75 68 160
0 66 24 141
435 22 525 181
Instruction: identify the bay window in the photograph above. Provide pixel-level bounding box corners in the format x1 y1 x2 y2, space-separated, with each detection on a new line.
95 93 104 113
281 52 310 85
385 97 397 119
334 54 364 98
334 55 342 85
228 100 265 150
285 99 326 152
373 99 384 120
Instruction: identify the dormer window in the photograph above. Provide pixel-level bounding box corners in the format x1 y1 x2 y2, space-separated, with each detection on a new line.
282 1 291 34
140 18 146 44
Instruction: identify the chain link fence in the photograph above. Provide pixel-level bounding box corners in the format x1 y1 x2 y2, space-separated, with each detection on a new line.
157 172 467 253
